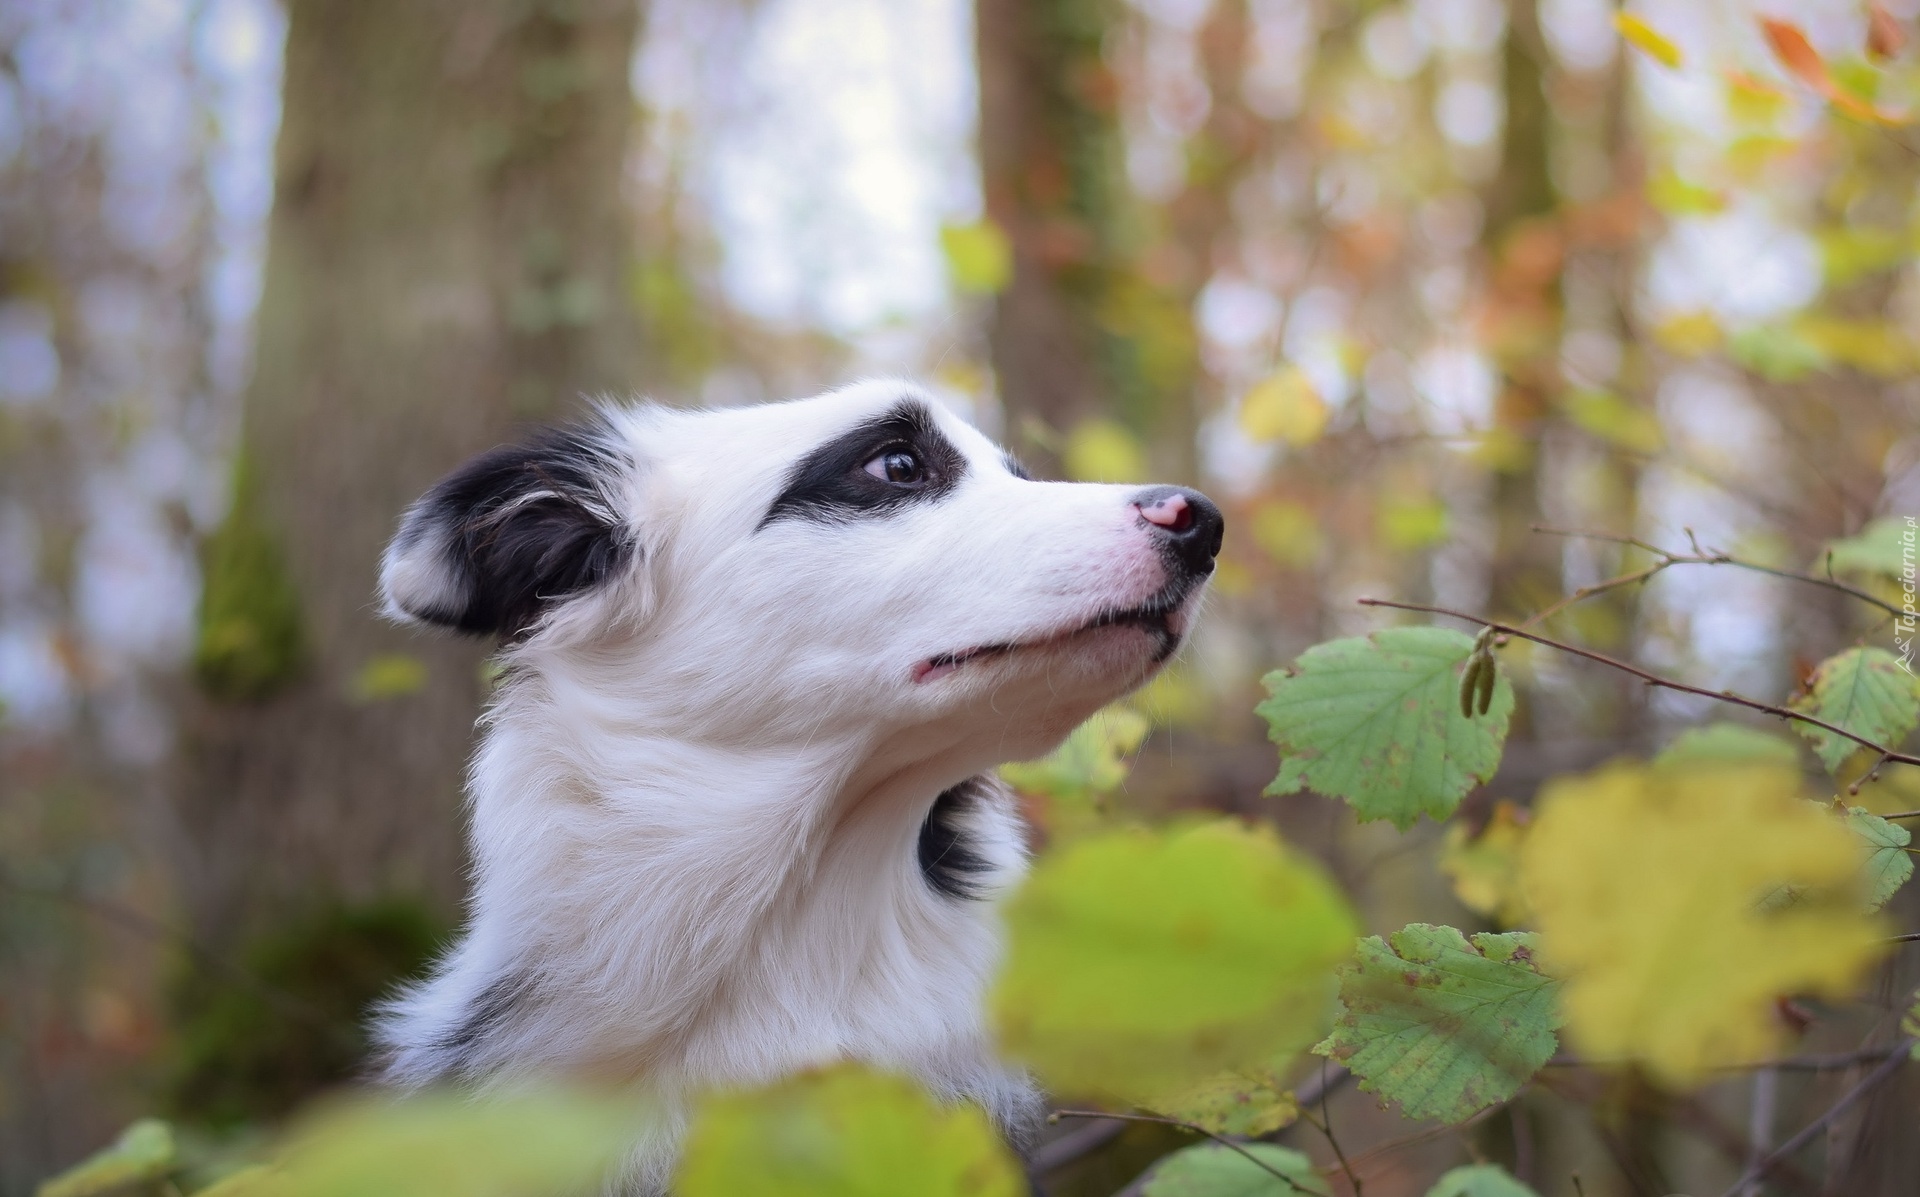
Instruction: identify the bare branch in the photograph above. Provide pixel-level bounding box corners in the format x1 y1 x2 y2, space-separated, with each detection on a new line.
1050 1110 1312 1193
1716 1041 1914 1197
1531 525 1903 619
1355 597 1920 769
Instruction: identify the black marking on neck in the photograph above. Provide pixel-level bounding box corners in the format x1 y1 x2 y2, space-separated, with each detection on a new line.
431 971 529 1056
1002 452 1032 481
918 778 995 901
759 398 968 529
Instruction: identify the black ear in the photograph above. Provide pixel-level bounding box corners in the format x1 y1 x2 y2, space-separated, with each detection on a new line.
381 424 633 637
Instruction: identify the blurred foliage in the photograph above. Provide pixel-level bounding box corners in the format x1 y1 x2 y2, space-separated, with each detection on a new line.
679 1066 1023 1197
166 902 445 1127
195 460 307 702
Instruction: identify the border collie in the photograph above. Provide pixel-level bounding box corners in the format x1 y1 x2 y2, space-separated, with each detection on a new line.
373 380 1223 1190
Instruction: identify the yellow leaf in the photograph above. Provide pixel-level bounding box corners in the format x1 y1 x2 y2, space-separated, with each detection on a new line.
1466 427 1534 474
1519 761 1886 1086
939 220 1013 295
1646 171 1726 216
1615 12 1683 69
348 653 428 704
1149 1069 1300 1136
1439 801 1532 927
1559 390 1664 455
1250 501 1325 569
1239 368 1330 446
1063 419 1148 483
1726 70 1791 126
1001 705 1151 809
1653 311 1723 356
1377 496 1449 550
1794 315 1920 375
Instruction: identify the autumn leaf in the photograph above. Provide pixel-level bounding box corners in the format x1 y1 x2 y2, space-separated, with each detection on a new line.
1240 368 1330 447
1823 515 1916 578
1001 705 1150 810
36 1120 176 1197
939 220 1013 295
1426 1164 1541 1197
1653 723 1800 770
1760 17 1903 123
275 1089 639 1197
1788 647 1920 772
1615 13 1683 69
1149 1068 1299 1136
1143 1143 1328 1197
1315 925 1560 1124
678 1066 1023 1197
1520 761 1886 1085
1869 5 1907 61
1064 419 1149 483
994 820 1358 1101
1259 628 1514 828
1845 807 1913 912
1439 801 1532 926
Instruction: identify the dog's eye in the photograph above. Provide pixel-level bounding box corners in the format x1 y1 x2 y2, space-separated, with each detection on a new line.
864 449 923 485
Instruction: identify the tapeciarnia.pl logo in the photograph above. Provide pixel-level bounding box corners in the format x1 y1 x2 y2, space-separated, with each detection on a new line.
1898 515 1916 675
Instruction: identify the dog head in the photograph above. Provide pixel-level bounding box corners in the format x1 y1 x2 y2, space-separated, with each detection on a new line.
381 380 1222 774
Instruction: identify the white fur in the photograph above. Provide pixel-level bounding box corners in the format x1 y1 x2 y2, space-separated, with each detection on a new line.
373 380 1211 1191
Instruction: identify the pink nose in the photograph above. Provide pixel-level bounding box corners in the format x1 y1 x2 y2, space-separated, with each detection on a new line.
1136 492 1192 532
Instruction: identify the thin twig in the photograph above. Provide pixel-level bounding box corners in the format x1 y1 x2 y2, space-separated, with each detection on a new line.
1716 1040 1915 1197
1881 810 1920 820
1356 598 1920 769
1886 931 1920 944
1050 1110 1310 1192
1532 526 1903 619
1031 1118 1127 1174
1298 1105 1364 1197
1547 1045 1911 1072
1740 1067 1778 1197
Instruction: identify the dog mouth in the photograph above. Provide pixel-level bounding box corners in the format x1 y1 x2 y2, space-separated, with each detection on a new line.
912 582 1195 685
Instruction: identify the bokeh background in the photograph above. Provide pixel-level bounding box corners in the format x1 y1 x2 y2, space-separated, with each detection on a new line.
4 0 1919 1193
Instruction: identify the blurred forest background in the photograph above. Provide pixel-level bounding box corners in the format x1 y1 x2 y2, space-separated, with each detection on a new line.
3 0 1919 1194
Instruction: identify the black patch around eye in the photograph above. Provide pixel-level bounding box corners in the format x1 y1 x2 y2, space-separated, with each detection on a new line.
759 399 967 529
917 777 996 901
403 425 631 636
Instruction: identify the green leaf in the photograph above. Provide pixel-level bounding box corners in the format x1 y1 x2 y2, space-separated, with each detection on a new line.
37 1120 175 1197
677 1066 1022 1197
1654 724 1801 770
276 1089 638 1197
1259 628 1514 828
1729 325 1827 382
939 220 1013 295
1150 1069 1299 1136
1789 647 1920 772
1846 806 1913 911
1559 389 1663 454
1142 1143 1328 1197
1314 925 1560 1125
1426 1163 1542 1197
1823 515 1915 578
1001 706 1150 807
1064 419 1149 483
994 820 1358 1101
347 654 428 703
192 1167 289 1197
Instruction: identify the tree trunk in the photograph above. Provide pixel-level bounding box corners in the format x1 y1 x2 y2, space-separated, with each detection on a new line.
173 0 644 950
975 0 1134 477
